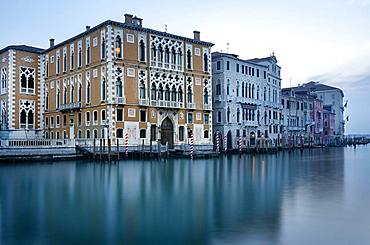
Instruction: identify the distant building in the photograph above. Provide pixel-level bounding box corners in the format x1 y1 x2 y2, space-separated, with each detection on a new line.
323 105 336 144
292 81 345 138
212 52 282 150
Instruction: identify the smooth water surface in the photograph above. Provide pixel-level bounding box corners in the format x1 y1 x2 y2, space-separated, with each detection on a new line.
1 146 370 244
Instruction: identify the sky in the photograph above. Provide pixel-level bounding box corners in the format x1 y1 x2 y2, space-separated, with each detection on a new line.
1 0 370 134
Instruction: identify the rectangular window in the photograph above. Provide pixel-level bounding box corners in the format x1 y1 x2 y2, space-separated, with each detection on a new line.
117 108 123 121
216 84 221 95
63 114 67 127
93 37 98 47
196 112 201 121
194 48 201 56
187 113 193 124
127 34 135 43
56 115 60 128
179 126 184 141
217 61 221 70
50 116 54 128
226 61 230 70
140 129 146 138
242 65 244 74
101 31 106 59
264 71 267 79
236 64 239 72
204 113 209 124
257 69 259 78
140 110 146 122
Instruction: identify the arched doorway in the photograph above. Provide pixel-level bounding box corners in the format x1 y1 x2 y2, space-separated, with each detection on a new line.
250 132 256 146
161 117 174 148
227 130 233 150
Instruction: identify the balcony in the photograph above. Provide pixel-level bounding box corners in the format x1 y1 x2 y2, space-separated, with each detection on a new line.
150 100 183 109
203 104 212 110
59 102 82 111
114 97 126 105
186 103 196 109
139 98 149 106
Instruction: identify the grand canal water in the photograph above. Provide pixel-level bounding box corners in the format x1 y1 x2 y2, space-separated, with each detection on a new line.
1 146 370 244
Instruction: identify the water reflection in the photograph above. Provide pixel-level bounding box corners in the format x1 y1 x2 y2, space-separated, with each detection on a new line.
0 147 359 244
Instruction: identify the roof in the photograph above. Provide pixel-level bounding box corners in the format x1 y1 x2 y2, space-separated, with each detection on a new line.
211 52 269 68
46 19 214 52
0 45 44 54
292 81 344 97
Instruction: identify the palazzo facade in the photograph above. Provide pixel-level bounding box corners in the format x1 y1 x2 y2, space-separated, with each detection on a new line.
0 14 213 148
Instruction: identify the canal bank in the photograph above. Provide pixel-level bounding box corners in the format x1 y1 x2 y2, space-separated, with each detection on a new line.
1 137 366 163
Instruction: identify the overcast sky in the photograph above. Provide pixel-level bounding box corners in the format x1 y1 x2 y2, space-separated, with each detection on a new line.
1 0 369 134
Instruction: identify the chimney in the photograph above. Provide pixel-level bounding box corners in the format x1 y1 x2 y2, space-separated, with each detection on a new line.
132 16 143 27
49 38 55 48
124 13 133 24
86 26 90 31
193 31 200 41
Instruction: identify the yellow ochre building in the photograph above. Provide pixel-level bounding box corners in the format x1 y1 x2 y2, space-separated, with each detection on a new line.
0 13 214 149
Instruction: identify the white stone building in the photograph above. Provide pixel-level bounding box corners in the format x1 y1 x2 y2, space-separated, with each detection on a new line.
211 52 283 150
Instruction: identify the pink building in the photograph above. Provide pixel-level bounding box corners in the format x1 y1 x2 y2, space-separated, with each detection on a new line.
312 97 324 144
323 105 335 145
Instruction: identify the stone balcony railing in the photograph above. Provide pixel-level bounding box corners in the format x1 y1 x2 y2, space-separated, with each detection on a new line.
139 98 149 106
150 100 183 109
59 102 82 111
186 103 196 109
114 97 126 105
203 104 212 110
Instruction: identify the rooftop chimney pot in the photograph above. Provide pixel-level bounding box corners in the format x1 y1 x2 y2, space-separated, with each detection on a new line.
124 13 133 24
49 38 55 48
193 31 200 41
86 26 90 31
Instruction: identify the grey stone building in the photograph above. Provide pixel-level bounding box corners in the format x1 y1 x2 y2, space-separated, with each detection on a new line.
211 52 282 150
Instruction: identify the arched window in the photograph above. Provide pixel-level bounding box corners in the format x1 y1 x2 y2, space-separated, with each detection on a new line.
158 45 163 64
236 82 239 97
245 83 248 98
178 87 183 102
20 109 26 128
27 111 33 129
227 107 230 123
165 46 170 64
178 50 183 67
151 83 156 100
70 84 74 103
63 53 67 71
140 80 146 99
204 53 208 72
63 86 67 104
268 88 271 101
204 88 209 104
264 111 267 124
257 110 260 123
86 43 91 64
116 78 122 98
45 92 49 110
56 88 60 108
78 46 82 67
86 81 91 103
158 84 163 100
139 40 145 62
249 84 252 98
78 83 82 102
257 86 260 100
187 49 192 69
86 129 90 139
242 83 245 97
165 85 170 101
70 50 74 69
101 77 106 101
151 45 157 62
218 111 222 123
204 130 209 139
171 47 176 65
264 87 266 101
115 35 122 58
252 84 255 99
187 86 193 103
171 85 176 101
237 108 240 123
101 37 106 59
